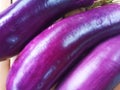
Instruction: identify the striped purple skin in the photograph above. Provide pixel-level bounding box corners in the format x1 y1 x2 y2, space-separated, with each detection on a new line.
57 35 120 90
7 4 120 90
0 0 94 60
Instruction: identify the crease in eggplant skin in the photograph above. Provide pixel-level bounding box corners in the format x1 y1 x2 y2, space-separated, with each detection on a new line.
7 4 120 90
57 35 120 90
0 0 94 60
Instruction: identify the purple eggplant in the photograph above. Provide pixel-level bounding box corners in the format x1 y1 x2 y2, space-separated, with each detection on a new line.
0 0 94 60
57 35 120 90
106 73 120 90
7 4 120 90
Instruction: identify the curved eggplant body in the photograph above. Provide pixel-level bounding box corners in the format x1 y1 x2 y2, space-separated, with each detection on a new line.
7 4 120 90
57 35 120 90
0 0 94 59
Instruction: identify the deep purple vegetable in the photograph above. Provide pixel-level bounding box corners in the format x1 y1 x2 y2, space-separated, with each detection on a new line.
57 35 120 90
106 73 120 90
7 4 120 90
0 0 94 60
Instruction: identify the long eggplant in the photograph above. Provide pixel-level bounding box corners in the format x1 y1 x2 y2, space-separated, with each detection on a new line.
57 35 120 90
7 4 120 90
0 0 94 60
106 73 120 90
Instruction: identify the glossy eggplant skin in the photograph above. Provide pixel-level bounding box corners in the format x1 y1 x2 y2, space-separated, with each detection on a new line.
57 35 120 90
0 0 94 60
7 4 120 90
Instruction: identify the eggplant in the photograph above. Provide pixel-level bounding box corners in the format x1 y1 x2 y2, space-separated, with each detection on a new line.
57 35 120 90
7 4 120 90
106 73 120 90
0 0 94 60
